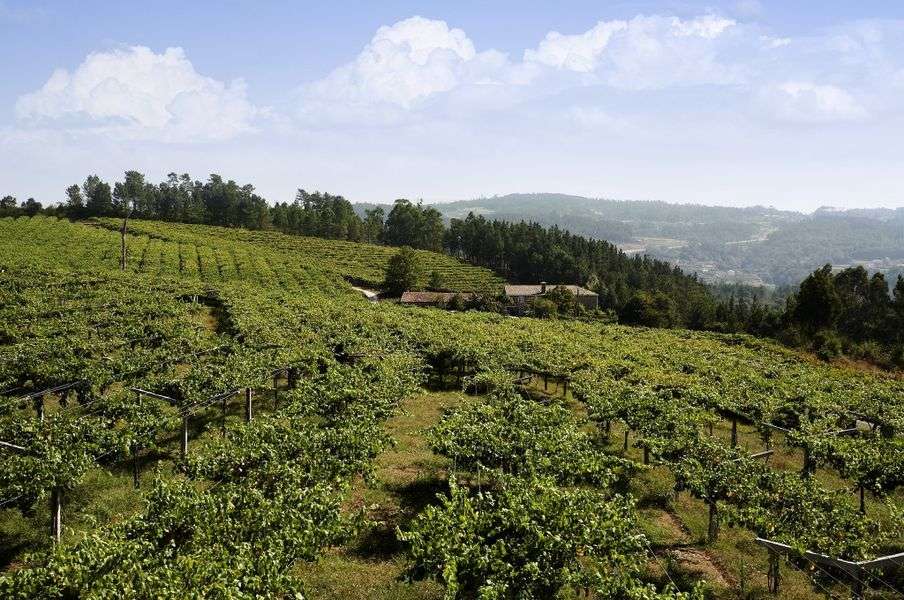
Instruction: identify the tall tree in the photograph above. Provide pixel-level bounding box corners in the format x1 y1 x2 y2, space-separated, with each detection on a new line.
383 247 422 296
793 264 840 332
0 195 18 216
21 198 42 216
384 200 443 251
893 276 904 344
363 207 385 243
83 175 113 216
64 186 83 217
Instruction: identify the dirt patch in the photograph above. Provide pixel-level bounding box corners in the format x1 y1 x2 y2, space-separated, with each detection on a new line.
665 548 733 588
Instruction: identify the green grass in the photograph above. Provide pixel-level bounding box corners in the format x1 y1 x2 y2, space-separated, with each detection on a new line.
296 390 464 598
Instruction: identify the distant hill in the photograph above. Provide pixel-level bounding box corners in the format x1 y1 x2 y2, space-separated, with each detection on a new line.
355 194 904 287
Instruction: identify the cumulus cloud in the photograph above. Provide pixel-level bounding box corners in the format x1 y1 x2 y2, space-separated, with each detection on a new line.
759 81 869 122
524 20 627 73
301 16 520 117
16 46 259 141
523 15 742 89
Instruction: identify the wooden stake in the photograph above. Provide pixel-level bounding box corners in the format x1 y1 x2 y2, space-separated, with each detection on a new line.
245 388 253 423
731 418 738 447
623 429 629 451
35 395 44 422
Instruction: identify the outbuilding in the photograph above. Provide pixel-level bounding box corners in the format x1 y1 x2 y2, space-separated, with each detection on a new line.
504 282 599 310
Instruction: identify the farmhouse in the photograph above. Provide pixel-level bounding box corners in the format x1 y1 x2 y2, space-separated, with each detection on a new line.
504 282 599 310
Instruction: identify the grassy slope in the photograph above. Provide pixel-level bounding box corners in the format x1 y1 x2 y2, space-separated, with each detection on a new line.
91 217 504 293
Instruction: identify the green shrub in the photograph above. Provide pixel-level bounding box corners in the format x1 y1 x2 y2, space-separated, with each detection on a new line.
529 297 558 319
813 330 843 361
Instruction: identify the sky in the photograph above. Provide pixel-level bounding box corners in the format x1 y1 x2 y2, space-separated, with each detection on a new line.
2 1 904 211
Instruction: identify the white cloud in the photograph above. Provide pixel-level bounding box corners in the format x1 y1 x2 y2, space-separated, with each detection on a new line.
16 46 259 141
523 15 741 89
761 36 791 49
759 81 869 123
302 16 518 115
524 20 627 73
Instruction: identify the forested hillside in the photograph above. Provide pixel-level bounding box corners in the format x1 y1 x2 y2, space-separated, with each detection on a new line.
1 215 903 598
384 194 904 287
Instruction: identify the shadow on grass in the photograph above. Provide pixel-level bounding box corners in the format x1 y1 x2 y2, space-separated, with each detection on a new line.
350 475 450 561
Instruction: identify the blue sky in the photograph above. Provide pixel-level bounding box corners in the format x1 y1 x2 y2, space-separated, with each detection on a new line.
2 1 904 210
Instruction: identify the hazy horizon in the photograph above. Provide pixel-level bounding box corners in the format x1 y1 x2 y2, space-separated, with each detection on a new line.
3 1 904 211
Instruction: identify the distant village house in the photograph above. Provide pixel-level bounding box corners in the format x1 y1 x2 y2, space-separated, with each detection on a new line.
504 283 599 311
400 291 476 307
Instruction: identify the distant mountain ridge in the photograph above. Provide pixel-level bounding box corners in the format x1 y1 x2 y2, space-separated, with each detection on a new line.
354 194 904 287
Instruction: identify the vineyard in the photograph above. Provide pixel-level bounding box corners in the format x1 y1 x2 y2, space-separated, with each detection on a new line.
1 215 902 599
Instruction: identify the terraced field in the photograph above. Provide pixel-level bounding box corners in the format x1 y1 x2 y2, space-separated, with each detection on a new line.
91 217 504 293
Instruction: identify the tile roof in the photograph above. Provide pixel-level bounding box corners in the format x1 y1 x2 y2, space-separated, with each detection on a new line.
504 284 598 297
400 291 475 304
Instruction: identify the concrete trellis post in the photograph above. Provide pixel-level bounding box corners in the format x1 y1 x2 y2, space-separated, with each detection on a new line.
50 488 62 544
181 415 189 457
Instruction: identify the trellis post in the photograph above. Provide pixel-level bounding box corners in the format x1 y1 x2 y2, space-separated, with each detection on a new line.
767 550 780 595
755 537 904 600
132 443 140 489
133 390 141 489
50 487 62 543
731 418 738 447
221 394 228 433
801 446 813 477
245 387 253 423
623 429 629 451
181 415 189 457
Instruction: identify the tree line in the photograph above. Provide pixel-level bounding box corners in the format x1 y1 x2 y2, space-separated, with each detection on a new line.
707 265 904 367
